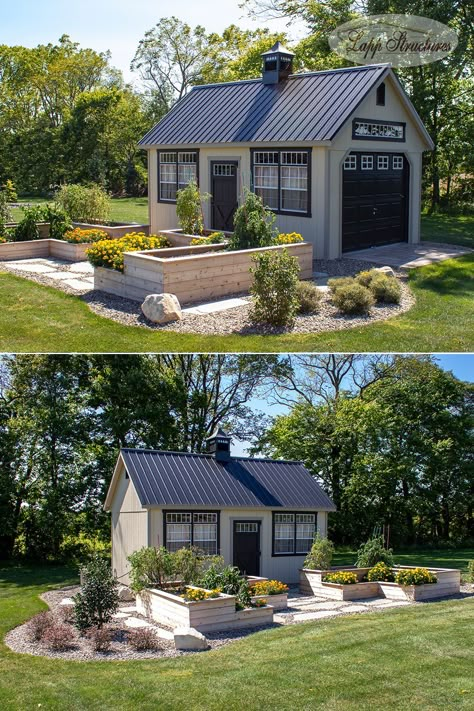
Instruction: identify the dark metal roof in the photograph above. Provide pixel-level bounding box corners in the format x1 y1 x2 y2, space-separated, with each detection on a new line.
120 449 336 510
139 64 389 147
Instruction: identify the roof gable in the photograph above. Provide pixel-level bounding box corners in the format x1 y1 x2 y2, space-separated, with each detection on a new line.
139 64 391 147
104 449 336 512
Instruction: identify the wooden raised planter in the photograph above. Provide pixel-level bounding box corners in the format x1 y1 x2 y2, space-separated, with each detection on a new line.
300 566 461 601
250 593 288 610
94 241 314 305
136 587 273 632
0 238 91 262
72 222 149 238
159 228 232 247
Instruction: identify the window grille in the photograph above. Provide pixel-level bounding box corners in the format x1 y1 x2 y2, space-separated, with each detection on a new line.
377 155 389 170
344 155 357 170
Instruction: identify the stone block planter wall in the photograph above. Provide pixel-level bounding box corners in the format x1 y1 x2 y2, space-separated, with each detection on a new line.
136 587 274 632
300 566 461 601
94 242 314 305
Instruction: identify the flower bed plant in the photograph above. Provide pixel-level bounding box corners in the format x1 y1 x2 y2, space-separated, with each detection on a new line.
394 568 437 586
87 232 170 272
367 562 395 582
323 571 358 585
64 227 110 244
181 586 221 601
250 580 288 596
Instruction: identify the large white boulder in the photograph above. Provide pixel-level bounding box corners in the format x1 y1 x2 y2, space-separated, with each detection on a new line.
117 585 135 602
141 293 182 324
174 626 209 651
374 266 396 277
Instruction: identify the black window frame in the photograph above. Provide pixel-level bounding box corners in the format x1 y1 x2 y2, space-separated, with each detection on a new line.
376 82 386 106
271 511 318 557
163 509 220 555
250 148 312 217
157 149 200 204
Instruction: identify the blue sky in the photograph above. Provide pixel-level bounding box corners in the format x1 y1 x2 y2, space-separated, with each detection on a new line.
2 0 296 83
232 354 473 456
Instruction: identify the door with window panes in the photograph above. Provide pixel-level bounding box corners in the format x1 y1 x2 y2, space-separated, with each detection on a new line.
233 521 261 576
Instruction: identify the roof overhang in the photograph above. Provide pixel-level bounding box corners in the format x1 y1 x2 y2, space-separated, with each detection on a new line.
104 452 127 511
138 140 332 151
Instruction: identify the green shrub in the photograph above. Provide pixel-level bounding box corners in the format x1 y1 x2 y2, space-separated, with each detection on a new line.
176 180 209 235
55 183 110 223
395 568 437 586
304 533 334 570
2 179 17 202
59 532 110 564
0 190 12 233
199 563 251 609
172 546 205 586
190 231 226 245
250 248 300 327
368 273 401 304
42 203 72 241
355 270 378 288
12 205 43 241
296 280 323 314
467 560 474 583
356 536 394 568
127 546 175 593
331 281 375 315
327 276 355 295
229 189 275 250
72 554 119 632
367 562 395 582
323 571 358 585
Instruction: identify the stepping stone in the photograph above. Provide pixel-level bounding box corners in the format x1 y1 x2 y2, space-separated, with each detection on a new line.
343 605 369 613
183 297 248 315
62 278 94 291
120 606 137 613
125 617 152 628
377 600 411 608
45 271 78 281
12 263 56 273
156 627 174 640
293 609 343 621
69 262 94 274
112 612 129 619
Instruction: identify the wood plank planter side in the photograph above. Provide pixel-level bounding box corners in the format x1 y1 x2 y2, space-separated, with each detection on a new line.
72 222 150 237
250 593 288 610
0 238 92 262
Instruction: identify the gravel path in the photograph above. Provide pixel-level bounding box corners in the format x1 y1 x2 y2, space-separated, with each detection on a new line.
0 257 415 336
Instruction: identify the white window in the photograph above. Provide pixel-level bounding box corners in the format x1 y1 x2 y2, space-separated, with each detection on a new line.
253 150 309 214
165 511 218 555
378 155 389 170
393 156 404 170
273 513 316 555
235 522 258 533
361 155 373 170
344 155 357 170
159 151 197 201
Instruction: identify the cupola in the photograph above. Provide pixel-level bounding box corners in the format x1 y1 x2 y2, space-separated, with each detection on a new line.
206 427 232 462
261 41 295 85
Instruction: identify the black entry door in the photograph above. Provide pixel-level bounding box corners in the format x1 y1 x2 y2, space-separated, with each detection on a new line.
233 521 260 576
342 152 409 252
211 162 238 231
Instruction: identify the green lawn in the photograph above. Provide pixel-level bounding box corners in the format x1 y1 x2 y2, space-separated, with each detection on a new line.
11 197 148 225
0 254 472 352
333 546 474 575
0 563 473 711
421 213 474 249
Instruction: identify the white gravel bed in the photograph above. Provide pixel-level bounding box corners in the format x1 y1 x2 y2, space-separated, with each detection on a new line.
0 257 415 335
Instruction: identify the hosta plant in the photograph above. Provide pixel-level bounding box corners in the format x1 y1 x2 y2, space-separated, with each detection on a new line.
323 571 358 585
395 568 437 586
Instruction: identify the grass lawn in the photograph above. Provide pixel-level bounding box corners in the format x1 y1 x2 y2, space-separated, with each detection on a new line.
333 546 474 575
421 213 474 249
11 197 148 225
0 563 473 711
0 254 472 352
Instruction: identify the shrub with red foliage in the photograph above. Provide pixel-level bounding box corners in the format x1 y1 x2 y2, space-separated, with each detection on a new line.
42 623 74 651
127 627 160 651
26 611 54 642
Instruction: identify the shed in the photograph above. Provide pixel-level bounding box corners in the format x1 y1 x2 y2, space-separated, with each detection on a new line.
139 43 433 258
104 428 336 585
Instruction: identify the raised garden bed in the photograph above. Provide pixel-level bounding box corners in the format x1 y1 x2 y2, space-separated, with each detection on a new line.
0 238 92 262
159 228 232 247
72 222 149 238
299 566 461 601
94 241 313 305
136 587 274 632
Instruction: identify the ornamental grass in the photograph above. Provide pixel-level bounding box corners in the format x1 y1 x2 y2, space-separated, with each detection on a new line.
86 232 170 272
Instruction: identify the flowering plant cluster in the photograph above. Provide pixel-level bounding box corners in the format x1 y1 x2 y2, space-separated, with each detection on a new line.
86 232 170 272
181 586 221 601
250 580 288 596
64 227 109 244
323 571 358 585
367 562 395 582
190 231 226 245
395 568 437 586
274 232 304 245
252 598 267 607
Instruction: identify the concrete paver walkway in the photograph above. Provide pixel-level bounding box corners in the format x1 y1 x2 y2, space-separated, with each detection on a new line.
2 258 94 291
347 241 472 269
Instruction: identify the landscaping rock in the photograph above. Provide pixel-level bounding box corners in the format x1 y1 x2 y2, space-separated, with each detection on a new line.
374 266 396 277
174 627 209 651
117 585 135 602
141 293 182 324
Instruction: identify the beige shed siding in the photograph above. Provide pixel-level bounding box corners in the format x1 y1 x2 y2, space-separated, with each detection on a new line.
147 506 330 585
110 465 149 583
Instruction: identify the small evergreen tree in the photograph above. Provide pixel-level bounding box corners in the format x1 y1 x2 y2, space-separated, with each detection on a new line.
230 189 275 250
356 536 394 568
304 533 335 570
176 181 209 235
249 248 300 327
73 554 119 632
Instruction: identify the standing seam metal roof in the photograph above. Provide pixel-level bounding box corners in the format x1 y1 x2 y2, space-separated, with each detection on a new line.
138 64 389 146
119 449 336 510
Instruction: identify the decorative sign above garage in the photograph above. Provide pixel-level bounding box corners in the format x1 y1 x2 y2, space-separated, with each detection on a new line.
352 118 405 141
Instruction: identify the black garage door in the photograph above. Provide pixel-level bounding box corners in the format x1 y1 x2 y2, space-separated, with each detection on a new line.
342 152 409 252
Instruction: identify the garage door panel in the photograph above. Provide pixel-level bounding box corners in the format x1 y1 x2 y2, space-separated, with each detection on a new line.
342 152 408 251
